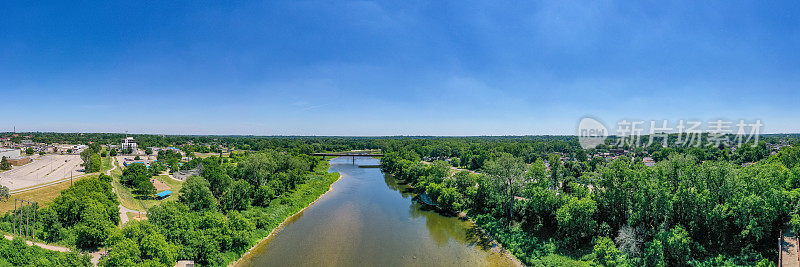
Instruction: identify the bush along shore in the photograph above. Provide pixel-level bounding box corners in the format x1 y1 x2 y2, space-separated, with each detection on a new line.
0 151 339 267
380 144 791 266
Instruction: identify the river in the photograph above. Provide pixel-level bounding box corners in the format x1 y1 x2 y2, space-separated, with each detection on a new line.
235 157 518 266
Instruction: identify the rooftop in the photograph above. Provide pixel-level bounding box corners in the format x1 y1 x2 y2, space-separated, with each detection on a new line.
156 190 173 198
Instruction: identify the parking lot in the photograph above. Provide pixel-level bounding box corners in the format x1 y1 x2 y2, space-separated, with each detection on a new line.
0 154 83 190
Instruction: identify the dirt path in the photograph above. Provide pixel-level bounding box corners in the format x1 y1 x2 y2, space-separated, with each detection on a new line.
782 228 799 266
118 203 145 226
107 158 145 227
166 173 182 181
105 158 117 176
3 234 71 252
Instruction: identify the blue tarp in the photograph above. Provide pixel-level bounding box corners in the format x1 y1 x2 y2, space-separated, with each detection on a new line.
156 190 172 198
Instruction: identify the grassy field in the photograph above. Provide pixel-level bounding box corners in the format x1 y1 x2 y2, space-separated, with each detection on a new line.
155 175 183 193
111 164 184 211
126 211 147 222
0 174 97 213
112 174 145 211
101 155 113 172
0 157 114 213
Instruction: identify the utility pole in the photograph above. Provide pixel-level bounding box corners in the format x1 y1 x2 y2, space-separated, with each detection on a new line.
11 199 36 238
32 202 36 240
25 201 29 237
12 199 16 235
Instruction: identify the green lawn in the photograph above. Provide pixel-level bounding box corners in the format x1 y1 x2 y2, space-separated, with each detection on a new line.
127 211 146 222
0 175 97 213
101 156 113 172
111 163 184 212
156 175 184 193
112 173 145 211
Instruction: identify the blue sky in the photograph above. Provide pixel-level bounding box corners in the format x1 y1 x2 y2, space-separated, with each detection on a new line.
1 1 798 135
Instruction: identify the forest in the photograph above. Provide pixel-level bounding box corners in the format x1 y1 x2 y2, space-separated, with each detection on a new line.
1 132 799 266
381 140 800 266
104 151 339 266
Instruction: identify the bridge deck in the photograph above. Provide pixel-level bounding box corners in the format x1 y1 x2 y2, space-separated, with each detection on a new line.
312 153 384 157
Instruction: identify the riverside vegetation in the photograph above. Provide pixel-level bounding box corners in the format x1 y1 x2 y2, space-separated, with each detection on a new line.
1 147 338 266
0 133 799 266
380 139 800 266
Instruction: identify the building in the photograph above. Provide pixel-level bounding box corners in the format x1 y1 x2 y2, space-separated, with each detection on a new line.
0 148 30 166
121 137 138 151
0 148 20 159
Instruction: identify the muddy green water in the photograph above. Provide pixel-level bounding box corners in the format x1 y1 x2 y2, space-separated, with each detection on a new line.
235 157 517 267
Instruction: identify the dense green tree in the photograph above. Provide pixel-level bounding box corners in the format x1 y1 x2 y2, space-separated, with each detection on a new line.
179 176 217 212
575 149 588 162
0 185 8 202
89 154 102 173
75 201 113 249
253 184 277 207
659 226 693 266
482 153 526 226
0 156 10 170
556 196 598 246
237 152 278 188
104 221 178 266
121 163 149 186
202 164 232 198
520 186 561 231
222 180 253 211
526 158 547 186
103 238 140 266
136 178 157 197
0 238 91 266
80 148 100 172
548 153 562 190
589 236 628 266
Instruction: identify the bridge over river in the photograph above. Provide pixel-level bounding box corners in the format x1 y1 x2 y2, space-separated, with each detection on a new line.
312 152 384 161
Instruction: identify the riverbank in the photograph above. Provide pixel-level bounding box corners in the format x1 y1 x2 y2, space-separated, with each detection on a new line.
406 180 524 267
228 171 343 267
456 212 524 267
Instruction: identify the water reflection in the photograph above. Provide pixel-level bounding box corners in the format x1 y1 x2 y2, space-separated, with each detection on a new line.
236 157 517 267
